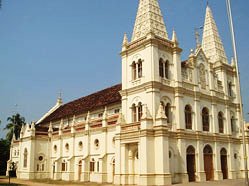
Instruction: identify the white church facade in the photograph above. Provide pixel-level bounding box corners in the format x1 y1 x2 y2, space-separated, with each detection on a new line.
8 0 248 185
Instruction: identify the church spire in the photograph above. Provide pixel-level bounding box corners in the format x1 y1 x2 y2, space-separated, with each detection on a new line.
202 5 228 63
131 0 168 42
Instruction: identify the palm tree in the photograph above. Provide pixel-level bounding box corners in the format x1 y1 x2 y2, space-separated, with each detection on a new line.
4 113 26 142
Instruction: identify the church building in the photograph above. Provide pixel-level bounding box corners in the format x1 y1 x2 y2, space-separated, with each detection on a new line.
8 0 247 185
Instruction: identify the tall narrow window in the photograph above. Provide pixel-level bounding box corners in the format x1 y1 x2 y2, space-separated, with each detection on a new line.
228 82 233 97
138 102 143 121
231 116 235 133
185 105 192 129
132 62 136 80
23 148 28 168
90 159 95 172
218 112 224 133
159 59 164 78
62 160 67 171
202 107 209 131
132 104 137 122
165 103 171 123
138 59 142 78
165 60 169 79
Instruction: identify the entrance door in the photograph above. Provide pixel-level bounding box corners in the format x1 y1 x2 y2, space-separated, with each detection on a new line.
220 148 228 179
203 145 214 181
186 146 196 182
78 160 82 181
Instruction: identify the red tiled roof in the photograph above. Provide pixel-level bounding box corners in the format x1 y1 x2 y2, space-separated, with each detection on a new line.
39 84 122 125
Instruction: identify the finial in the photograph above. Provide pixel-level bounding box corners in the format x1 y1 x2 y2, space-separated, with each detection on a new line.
86 111 91 123
172 29 179 46
48 122 53 133
122 33 128 46
103 106 108 120
195 27 203 48
57 90 63 105
231 57 235 67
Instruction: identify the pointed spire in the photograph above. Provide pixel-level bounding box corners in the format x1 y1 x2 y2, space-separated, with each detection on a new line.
231 57 235 67
122 33 129 46
56 91 63 106
131 0 168 42
172 29 179 47
48 122 53 133
202 5 228 63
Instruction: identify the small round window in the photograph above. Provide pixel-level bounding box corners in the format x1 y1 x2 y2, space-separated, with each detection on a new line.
39 156 43 161
94 139 99 148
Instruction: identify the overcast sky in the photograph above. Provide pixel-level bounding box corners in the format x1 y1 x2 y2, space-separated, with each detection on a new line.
0 0 248 138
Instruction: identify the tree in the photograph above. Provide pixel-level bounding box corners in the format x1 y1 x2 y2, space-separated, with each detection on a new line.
0 139 10 175
4 113 26 142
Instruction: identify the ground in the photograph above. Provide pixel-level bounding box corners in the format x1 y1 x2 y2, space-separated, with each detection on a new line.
0 177 245 186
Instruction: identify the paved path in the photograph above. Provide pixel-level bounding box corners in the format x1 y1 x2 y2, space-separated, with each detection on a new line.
0 177 246 186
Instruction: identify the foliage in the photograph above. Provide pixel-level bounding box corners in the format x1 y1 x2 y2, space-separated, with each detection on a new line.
4 113 26 142
0 138 10 175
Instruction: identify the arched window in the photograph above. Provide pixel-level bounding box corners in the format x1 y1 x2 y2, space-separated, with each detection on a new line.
165 103 171 123
132 62 136 80
231 116 235 133
132 104 137 122
138 59 143 78
159 58 164 78
220 148 227 156
62 160 67 172
90 158 95 172
228 82 233 97
187 145 195 155
218 112 224 133
202 107 209 131
199 64 206 89
185 105 192 129
23 148 28 168
203 145 213 154
165 60 169 79
138 102 143 121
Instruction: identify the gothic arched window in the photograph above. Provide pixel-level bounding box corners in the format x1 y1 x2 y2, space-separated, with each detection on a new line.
138 59 143 78
23 148 28 168
202 107 209 131
138 102 143 121
165 103 171 123
218 112 224 133
159 58 164 78
165 60 169 79
228 82 233 97
185 105 192 129
90 158 95 172
231 115 235 133
132 62 136 80
132 104 137 122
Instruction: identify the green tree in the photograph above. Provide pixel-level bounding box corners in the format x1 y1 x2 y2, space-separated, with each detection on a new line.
4 113 26 142
0 139 10 175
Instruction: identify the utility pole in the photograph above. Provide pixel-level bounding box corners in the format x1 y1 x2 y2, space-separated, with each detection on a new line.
226 0 248 185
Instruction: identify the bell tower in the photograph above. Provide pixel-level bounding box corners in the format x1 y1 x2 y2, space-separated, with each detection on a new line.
116 0 183 185
120 0 182 125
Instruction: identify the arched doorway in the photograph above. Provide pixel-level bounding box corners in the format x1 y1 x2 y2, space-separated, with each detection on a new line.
203 145 214 181
78 160 82 181
186 146 196 182
220 148 228 179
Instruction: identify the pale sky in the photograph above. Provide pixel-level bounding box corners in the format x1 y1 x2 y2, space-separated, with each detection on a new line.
0 0 248 138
